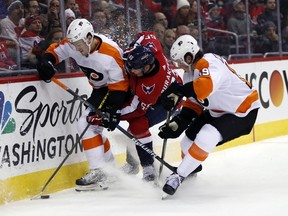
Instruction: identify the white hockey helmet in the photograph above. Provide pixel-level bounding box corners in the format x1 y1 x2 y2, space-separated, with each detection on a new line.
66 18 94 44
170 35 200 66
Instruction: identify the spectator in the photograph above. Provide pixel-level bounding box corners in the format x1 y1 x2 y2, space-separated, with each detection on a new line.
188 0 198 23
0 38 17 70
227 0 252 35
175 24 190 38
172 0 192 27
282 26 288 51
23 0 40 17
227 0 255 53
92 0 112 26
162 28 176 60
205 2 226 38
19 15 44 68
154 12 169 28
90 9 110 34
31 27 63 66
249 0 265 27
64 0 76 10
73 3 82 18
65 8 75 27
188 24 199 40
75 0 89 18
160 0 177 29
152 22 166 44
256 0 280 34
31 27 78 72
0 0 25 62
47 0 61 31
199 0 211 17
23 0 49 36
253 21 279 53
0 0 24 41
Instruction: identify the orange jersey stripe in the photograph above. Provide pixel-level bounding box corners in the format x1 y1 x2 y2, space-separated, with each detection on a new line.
103 138 111 153
108 80 129 92
98 41 129 92
46 38 69 64
183 99 203 116
82 135 103 150
188 142 209 161
193 58 213 100
236 90 259 113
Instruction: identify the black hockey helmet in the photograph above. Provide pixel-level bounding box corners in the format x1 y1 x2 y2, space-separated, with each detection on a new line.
126 45 155 70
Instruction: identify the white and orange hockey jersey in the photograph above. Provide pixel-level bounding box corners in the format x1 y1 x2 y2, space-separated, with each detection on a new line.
183 53 260 117
46 33 128 92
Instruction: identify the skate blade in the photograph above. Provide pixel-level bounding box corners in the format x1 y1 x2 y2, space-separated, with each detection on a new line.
75 183 109 192
161 192 169 200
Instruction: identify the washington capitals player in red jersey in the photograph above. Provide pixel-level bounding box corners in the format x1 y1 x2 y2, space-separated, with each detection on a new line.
88 31 182 181
120 32 182 181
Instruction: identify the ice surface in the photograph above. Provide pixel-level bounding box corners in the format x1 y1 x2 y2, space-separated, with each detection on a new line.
1 135 288 216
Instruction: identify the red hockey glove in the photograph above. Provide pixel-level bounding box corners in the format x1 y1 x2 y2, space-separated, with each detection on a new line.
86 112 102 125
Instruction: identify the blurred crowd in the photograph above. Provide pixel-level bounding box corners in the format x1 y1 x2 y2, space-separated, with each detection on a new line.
0 0 288 71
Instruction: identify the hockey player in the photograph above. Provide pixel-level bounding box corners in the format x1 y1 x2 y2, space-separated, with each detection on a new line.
37 18 129 191
87 31 182 181
158 35 260 195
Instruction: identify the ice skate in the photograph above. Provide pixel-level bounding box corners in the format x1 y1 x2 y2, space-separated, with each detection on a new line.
142 165 157 182
121 162 139 175
75 168 109 191
162 173 184 196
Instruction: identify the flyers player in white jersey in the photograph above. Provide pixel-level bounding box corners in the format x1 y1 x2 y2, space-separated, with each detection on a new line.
158 35 260 196
37 19 129 191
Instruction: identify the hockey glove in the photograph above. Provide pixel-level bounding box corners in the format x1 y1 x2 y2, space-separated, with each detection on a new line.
37 59 56 83
158 115 190 139
160 82 184 111
86 112 102 125
101 107 121 131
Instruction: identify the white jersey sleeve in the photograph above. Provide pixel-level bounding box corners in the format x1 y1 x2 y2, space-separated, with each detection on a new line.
184 53 260 117
46 34 128 92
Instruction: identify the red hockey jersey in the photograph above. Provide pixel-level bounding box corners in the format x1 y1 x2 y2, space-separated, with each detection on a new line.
121 32 181 121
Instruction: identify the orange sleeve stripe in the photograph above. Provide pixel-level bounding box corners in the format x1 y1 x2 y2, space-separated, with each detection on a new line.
188 142 209 161
98 41 124 71
236 90 259 113
103 138 111 153
82 135 103 150
183 99 203 116
193 58 213 100
46 43 59 64
45 38 69 64
99 42 129 92
108 80 129 91
193 75 213 100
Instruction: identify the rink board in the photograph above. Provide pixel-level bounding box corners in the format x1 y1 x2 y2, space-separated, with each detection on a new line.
1 58 288 204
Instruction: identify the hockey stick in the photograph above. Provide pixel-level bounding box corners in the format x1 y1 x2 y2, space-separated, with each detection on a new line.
31 123 91 200
31 83 109 200
158 110 172 177
51 77 177 173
